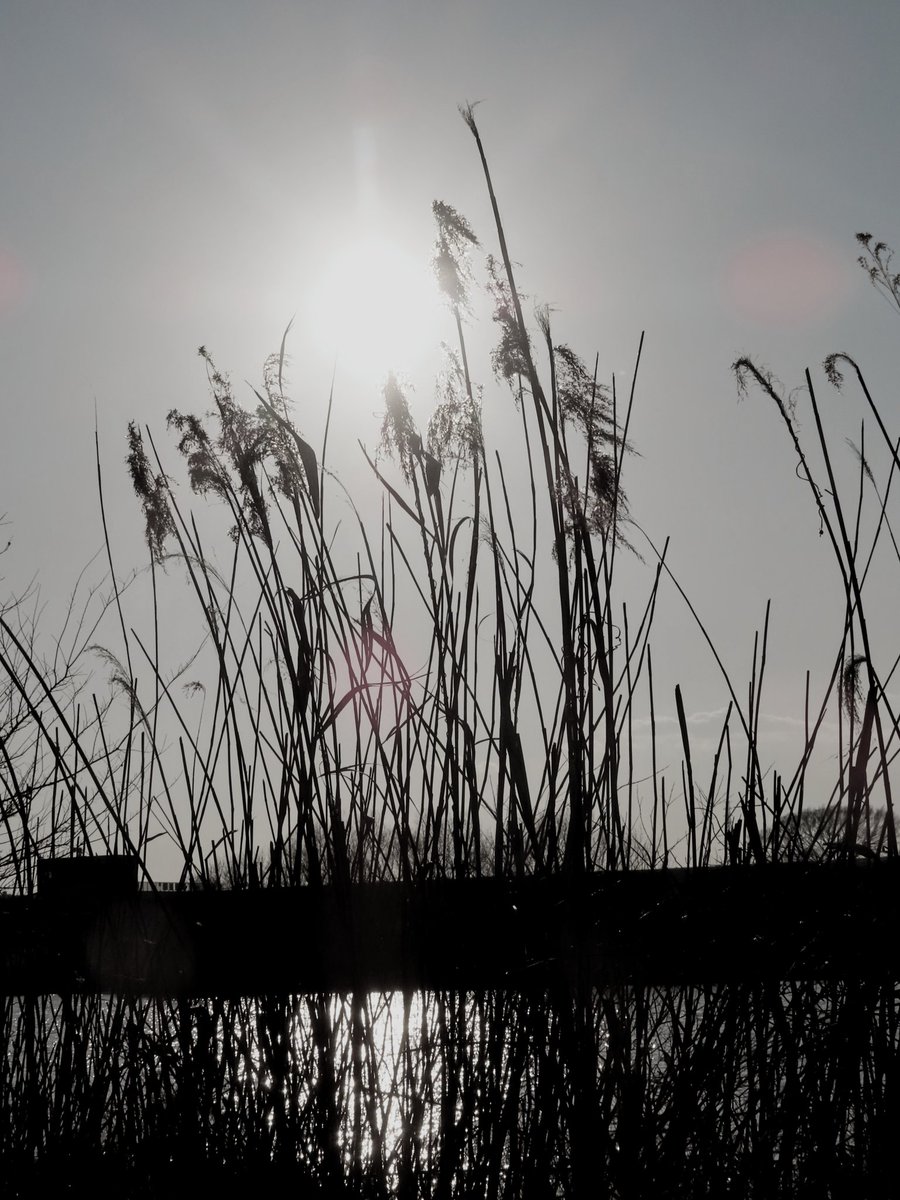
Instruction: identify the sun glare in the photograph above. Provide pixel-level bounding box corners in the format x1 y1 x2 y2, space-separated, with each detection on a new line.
303 232 444 394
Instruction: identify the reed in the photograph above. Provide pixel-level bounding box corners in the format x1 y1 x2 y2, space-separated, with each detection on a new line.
3 982 898 1195
2 109 900 1195
6 120 897 892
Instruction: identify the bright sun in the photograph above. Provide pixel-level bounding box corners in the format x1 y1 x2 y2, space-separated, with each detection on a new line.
303 232 444 394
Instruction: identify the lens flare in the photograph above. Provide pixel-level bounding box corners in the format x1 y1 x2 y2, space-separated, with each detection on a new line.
725 231 851 328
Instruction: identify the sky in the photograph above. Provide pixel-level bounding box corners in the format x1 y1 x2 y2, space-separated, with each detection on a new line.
2 0 900 826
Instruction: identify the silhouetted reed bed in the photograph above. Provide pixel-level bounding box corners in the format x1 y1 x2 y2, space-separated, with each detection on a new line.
4 981 899 1196
3 110 900 1192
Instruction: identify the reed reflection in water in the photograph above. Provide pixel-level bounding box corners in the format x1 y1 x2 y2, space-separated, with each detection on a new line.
3 981 898 1196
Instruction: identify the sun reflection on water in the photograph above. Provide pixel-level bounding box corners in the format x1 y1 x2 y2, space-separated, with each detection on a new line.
4 983 885 1192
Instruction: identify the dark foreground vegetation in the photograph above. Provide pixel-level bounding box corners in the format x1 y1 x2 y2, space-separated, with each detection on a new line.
4 982 899 1198
2 108 900 1195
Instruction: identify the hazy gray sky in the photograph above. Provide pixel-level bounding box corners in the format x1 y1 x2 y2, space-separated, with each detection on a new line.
2 0 900 801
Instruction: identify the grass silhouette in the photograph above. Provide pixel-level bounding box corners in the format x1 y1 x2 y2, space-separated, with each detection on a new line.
2 107 900 1195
